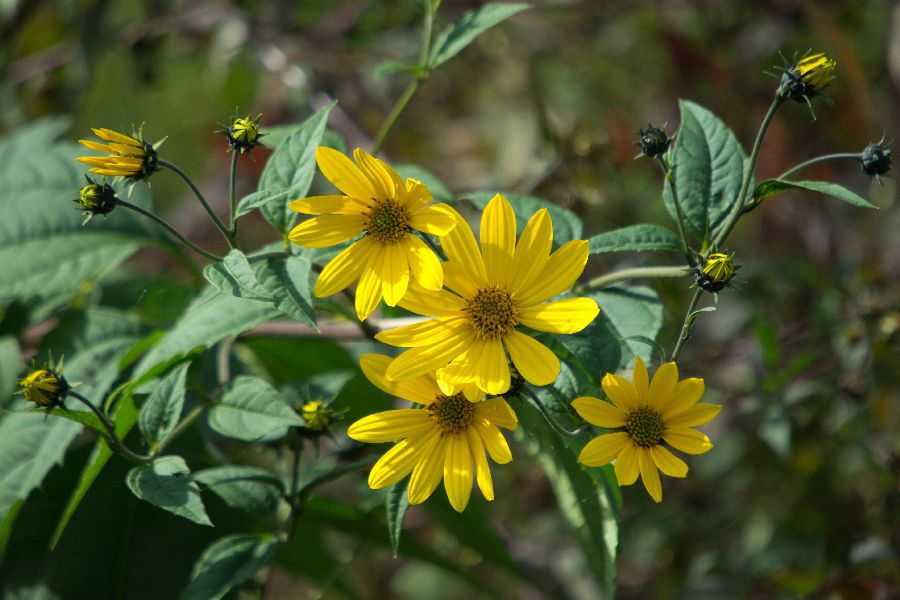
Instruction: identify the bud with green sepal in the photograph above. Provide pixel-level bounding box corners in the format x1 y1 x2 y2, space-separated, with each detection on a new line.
635 123 672 159
776 52 836 118
860 139 892 183
220 113 264 154
696 252 739 293
74 176 118 224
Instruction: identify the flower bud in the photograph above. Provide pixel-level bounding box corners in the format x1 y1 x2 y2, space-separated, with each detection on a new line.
696 252 736 292
74 177 117 223
19 368 68 408
860 142 892 179
221 114 264 153
301 400 332 433
778 52 837 103
635 124 672 159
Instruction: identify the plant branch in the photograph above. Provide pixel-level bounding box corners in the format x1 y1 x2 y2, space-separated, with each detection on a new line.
116 199 222 261
578 266 688 292
68 391 152 464
158 159 234 247
228 151 239 238
669 287 704 362
657 156 694 265
777 152 861 180
521 386 591 438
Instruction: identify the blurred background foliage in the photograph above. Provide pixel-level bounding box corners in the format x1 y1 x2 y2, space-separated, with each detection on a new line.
1 0 898 598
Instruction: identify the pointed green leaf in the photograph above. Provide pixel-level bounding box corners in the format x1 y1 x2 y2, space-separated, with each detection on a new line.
194 466 284 514
208 376 303 442
589 224 683 254
429 3 530 68
386 480 410 558
204 249 273 301
590 285 663 366
182 534 279 600
753 179 875 208
138 362 190 448
126 455 211 526
253 255 317 328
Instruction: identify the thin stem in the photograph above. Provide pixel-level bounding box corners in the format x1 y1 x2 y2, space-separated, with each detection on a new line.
158 159 234 247
657 156 694 265
419 233 446 261
216 337 235 386
285 434 305 536
713 96 783 248
371 1 435 153
777 152 861 180
521 386 591 438
579 266 688 292
68 391 152 464
116 199 222 261
156 404 207 456
669 287 703 362
228 151 239 238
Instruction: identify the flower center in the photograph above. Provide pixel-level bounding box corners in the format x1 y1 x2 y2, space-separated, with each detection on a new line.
464 286 518 339
365 198 410 244
624 406 665 448
428 393 475 435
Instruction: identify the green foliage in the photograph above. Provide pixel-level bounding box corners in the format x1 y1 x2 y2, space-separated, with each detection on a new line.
428 3 531 68
204 249 271 300
207 376 303 442
126 455 212 526
252 255 317 328
589 224 684 254
138 361 190 450
194 466 284 515
386 481 411 558
182 534 279 600
753 179 876 208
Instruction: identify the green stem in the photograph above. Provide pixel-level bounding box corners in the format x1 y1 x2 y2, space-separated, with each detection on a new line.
669 287 703 362
371 1 435 153
156 404 207 456
521 386 590 438
68 391 152 464
777 152 861 180
158 159 234 247
116 199 222 261
228 151 239 237
713 96 783 248
657 156 694 265
579 266 688 292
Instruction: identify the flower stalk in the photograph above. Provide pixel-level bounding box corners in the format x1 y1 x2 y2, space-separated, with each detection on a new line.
116 198 222 261
159 159 235 247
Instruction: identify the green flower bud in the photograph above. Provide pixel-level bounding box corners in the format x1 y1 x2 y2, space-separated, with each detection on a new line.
301 400 332 433
19 368 68 408
74 177 117 223
778 52 837 103
635 124 672 159
696 252 737 292
221 114 264 153
861 141 892 179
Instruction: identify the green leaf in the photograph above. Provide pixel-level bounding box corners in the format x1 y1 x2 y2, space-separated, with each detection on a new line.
208 376 303 442
373 61 422 78
182 534 279 600
134 287 276 378
465 192 583 246
590 285 664 367
394 163 453 202
203 250 272 301
386 481 410 558
43 408 106 435
753 179 876 208
428 3 530 68
194 466 284 514
253 255 317 328
125 455 212 526
236 102 336 232
49 393 139 549
0 336 23 405
665 99 748 242
138 362 190 449
589 223 684 254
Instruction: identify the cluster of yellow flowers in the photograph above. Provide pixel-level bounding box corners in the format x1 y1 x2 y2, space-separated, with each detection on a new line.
288 148 720 509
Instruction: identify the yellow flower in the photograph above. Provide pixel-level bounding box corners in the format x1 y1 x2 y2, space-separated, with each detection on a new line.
573 357 721 503
779 52 837 102
289 147 457 320
301 400 331 432
348 354 518 512
19 369 68 408
77 128 158 180
375 193 599 395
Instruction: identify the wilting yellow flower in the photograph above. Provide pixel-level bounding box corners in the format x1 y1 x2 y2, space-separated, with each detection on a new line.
780 52 837 102
376 193 599 395
77 128 158 180
289 147 457 320
348 354 518 512
19 369 68 408
573 357 720 503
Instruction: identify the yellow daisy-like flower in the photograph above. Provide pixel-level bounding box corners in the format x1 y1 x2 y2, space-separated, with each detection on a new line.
348 354 518 512
375 193 599 395
77 128 158 180
573 357 721 503
19 368 68 408
288 147 457 320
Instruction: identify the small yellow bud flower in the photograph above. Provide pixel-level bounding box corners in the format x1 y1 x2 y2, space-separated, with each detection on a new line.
74 177 117 223
301 400 332 432
77 128 158 181
19 369 68 408
778 52 837 104
696 252 737 292
221 114 264 153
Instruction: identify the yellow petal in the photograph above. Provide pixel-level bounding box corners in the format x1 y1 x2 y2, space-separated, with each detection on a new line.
79 140 115 153
475 398 518 430
614 442 639 485
313 238 371 298
647 362 679 411
442 261 479 298
665 403 721 428
663 427 713 455
400 177 432 211
380 243 409 307
504 330 560 386
638 449 663 502
77 156 116 167
601 373 640 413
474 338 510 395
572 396 626 428
441 209 488 287
405 236 444 291
443 434 473 512
408 433 446 504
386 330 476 381
397 283 465 317
355 249 384 320
289 194 369 215
375 316 467 347
408 203 458 236
466 428 494 501
353 148 395 200
509 208 552 295
288 214 365 248
660 378 706 419
93 128 141 146
517 298 600 334
316 146 376 200
89 168 136 176
359 354 438 405
515 240 590 306
578 431 630 467
479 194 516 285
475 421 512 464
632 356 650 401
347 409 432 443
649 445 688 478
368 437 422 489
